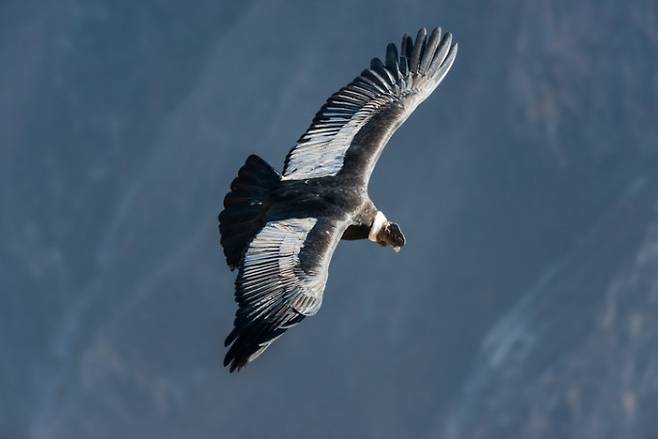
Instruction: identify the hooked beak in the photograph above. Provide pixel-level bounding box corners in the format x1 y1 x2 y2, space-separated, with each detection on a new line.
393 246 401 253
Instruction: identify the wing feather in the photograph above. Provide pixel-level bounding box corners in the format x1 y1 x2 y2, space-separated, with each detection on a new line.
282 27 458 183
224 217 345 372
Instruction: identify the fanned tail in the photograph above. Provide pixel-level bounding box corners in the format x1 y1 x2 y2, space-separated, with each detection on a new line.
218 155 280 270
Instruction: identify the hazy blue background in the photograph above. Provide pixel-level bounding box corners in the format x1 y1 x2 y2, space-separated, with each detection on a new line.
2 1 658 438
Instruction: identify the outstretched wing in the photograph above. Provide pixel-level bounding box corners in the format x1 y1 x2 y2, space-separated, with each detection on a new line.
282 27 458 185
224 217 346 372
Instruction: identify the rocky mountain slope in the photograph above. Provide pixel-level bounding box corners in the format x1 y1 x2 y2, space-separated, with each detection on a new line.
1 0 657 438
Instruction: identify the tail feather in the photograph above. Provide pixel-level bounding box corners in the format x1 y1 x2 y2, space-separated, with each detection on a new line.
219 155 280 270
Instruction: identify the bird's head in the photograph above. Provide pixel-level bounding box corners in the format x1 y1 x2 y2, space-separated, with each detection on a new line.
369 212 406 253
377 222 406 253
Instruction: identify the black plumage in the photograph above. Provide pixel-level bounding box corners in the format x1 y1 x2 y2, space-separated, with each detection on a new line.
219 27 458 371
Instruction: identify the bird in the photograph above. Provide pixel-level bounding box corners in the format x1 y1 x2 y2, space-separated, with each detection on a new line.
218 27 458 372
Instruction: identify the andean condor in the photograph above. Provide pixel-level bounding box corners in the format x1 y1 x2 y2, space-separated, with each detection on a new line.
219 27 458 371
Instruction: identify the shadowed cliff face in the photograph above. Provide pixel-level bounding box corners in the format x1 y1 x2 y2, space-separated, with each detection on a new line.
1 0 657 438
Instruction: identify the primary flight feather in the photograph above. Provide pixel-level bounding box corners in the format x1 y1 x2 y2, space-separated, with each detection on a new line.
219 27 458 372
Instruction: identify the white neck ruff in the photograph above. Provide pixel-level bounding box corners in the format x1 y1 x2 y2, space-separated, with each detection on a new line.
368 211 388 242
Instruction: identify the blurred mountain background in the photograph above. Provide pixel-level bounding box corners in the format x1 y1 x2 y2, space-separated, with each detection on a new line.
1 0 657 438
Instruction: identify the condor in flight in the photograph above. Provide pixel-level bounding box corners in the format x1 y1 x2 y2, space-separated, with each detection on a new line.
219 27 458 371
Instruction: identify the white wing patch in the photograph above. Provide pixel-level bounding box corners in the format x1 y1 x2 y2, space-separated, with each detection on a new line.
282 95 395 180
240 217 325 316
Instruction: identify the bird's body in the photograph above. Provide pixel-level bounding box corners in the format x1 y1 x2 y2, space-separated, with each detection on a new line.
219 27 458 371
